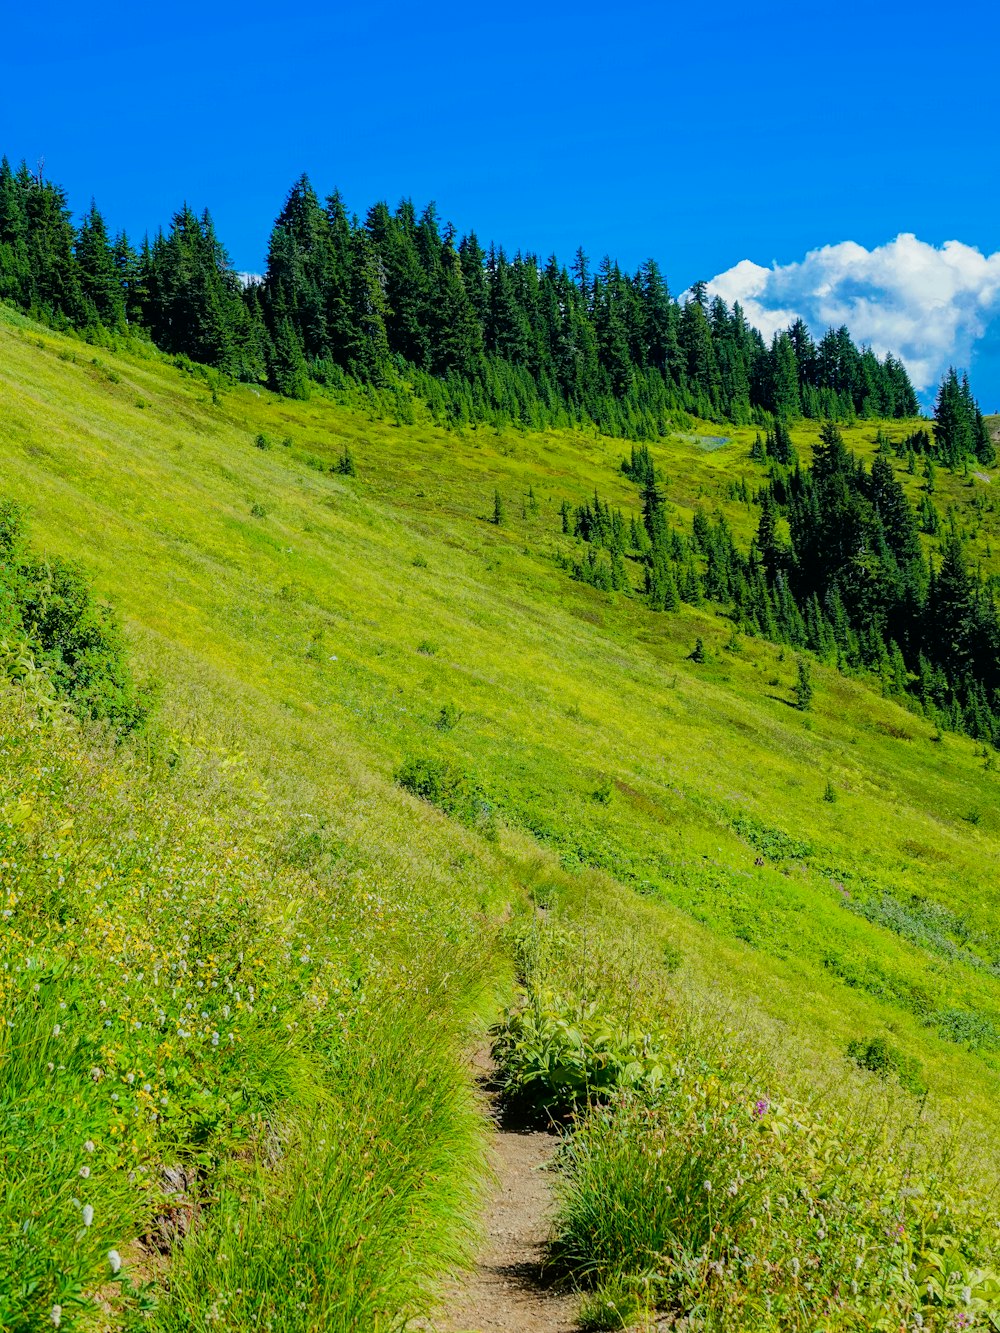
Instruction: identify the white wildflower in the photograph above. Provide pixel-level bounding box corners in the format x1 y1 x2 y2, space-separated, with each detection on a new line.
79 1166 91 1179
50 1306 62 1327
82 1204 94 1227
84 1140 95 1153
108 1249 122 1274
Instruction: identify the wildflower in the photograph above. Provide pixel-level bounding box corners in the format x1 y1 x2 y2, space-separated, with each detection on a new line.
108 1249 122 1274
79 1166 91 1179
82 1204 94 1227
961 1286 973 1305
84 1139 95 1153
753 1097 770 1118
790 1257 800 1277
52 1024 61 1036
703 1180 713 1192
50 1306 62 1327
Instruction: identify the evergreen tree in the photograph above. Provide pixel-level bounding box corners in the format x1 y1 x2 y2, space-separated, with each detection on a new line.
76 202 125 328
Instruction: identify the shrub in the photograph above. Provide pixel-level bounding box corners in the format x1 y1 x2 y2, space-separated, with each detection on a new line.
434 702 461 731
491 988 667 1120
846 1034 926 1094
0 501 151 734
255 432 271 450
395 755 486 828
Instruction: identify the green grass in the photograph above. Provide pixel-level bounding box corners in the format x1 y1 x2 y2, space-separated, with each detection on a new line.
1 305 1000 1327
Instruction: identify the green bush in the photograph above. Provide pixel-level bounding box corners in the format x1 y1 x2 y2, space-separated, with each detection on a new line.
846 1034 926 1094
395 754 487 828
0 500 151 734
491 988 667 1119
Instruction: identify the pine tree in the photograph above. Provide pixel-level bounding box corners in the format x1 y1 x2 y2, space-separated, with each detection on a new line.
76 202 125 329
793 657 813 710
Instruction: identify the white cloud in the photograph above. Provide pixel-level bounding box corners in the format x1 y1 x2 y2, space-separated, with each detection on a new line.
704 234 1000 394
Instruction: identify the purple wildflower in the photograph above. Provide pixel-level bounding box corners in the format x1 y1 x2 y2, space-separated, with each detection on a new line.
753 1097 770 1118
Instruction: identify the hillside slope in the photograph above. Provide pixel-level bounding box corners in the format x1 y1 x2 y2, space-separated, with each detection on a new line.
1 308 999 1328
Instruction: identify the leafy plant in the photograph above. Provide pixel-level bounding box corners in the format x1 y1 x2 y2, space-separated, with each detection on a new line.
395 754 487 828
846 1034 926 1094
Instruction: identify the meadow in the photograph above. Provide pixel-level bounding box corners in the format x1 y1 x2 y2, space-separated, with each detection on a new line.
1 305 999 1329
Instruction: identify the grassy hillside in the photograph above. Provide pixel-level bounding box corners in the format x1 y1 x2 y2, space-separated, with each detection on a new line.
2 307 999 1328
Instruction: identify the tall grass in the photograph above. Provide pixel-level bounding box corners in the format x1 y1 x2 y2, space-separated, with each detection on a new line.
0 690 496 1329
492 912 1000 1329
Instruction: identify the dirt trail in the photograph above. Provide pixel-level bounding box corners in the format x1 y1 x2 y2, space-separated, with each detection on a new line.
415 1050 579 1333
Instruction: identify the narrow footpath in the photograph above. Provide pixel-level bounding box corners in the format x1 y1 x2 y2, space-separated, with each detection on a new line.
429 1122 579 1333
415 1047 579 1333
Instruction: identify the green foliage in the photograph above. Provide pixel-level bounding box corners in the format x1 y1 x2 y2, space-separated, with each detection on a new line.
731 812 812 861
577 1278 651 1330
0 156 925 442
5 299 1000 1331
0 500 150 733
395 754 488 828
434 701 462 731
846 1035 926 1094
529 918 998 1332
793 656 813 711
332 445 356 476
0 695 492 1332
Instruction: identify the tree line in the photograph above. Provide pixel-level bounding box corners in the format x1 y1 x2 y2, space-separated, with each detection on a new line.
0 159 924 440
565 427 1000 742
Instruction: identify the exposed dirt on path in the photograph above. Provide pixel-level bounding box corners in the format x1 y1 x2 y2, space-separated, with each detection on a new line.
413 1045 580 1333
423 1123 579 1333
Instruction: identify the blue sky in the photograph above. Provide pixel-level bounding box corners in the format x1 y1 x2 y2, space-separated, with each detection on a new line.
3 0 1000 404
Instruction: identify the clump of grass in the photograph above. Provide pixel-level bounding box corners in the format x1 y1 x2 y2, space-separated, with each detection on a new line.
578 1276 652 1330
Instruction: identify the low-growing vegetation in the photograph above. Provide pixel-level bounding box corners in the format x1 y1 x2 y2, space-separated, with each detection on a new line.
494 917 1000 1330
3 299 1000 1329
